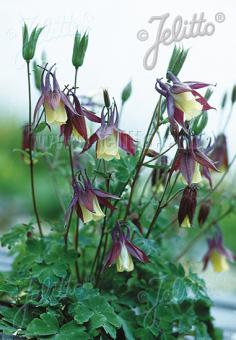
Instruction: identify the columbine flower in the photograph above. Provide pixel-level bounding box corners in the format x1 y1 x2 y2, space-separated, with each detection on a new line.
178 185 197 228
60 93 101 145
34 65 75 125
171 136 218 185
82 103 136 160
104 222 149 272
155 71 214 128
209 134 228 172
203 230 235 272
66 177 119 224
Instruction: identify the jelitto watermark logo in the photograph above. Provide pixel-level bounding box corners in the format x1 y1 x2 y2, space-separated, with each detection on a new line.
137 12 226 70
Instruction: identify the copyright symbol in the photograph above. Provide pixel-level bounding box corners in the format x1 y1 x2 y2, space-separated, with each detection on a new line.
215 12 226 23
137 29 149 41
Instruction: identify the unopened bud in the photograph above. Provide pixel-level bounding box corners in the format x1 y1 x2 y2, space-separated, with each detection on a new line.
198 200 211 225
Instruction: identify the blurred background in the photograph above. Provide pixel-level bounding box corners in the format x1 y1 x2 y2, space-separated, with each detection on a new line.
0 0 236 335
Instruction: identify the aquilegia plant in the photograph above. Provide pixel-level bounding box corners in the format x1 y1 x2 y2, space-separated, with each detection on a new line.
0 25 235 339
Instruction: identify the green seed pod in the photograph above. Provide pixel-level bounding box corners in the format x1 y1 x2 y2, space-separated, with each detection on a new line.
72 31 89 69
22 23 44 61
121 81 132 105
231 85 236 104
103 89 111 108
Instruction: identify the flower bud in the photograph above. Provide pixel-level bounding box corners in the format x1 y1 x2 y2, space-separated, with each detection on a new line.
22 24 44 61
198 200 211 225
72 31 88 69
178 185 197 228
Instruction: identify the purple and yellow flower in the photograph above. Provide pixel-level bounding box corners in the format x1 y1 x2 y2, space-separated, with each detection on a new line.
209 134 228 172
203 231 235 272
155 71 214 128
171 136 218 185
82 104 136 161
60 93 101 145
178 185 197 228
21 124 37 164
104 222 149 272
34 66 75 125
67 178 119 224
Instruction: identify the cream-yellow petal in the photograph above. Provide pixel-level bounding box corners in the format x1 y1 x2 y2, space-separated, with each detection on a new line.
97 133 120 161
44 101 67 124
116 245 134 272
80 197 105 224
181 216 191 228
210 250 229 272
173 92 203 120
182 163 202 185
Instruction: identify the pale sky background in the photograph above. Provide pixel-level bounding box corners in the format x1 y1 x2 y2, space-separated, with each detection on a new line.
1 0 236 158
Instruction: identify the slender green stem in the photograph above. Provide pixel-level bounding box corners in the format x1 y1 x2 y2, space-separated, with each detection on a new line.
124 97 162 220
145 174 171 238
74 216 81 283
143 143 176 166
222 104 233 133
26 61 43 237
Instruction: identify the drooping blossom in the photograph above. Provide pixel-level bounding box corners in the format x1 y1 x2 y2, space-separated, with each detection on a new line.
171 136 218 185
34 65 75 125
209 134 229 172
21 124 37 164
203 230 235 272
82 103 136 161
178 185 197 228
60 92 101 145
104 222 149 272
155 71 214 129
66 177 119 224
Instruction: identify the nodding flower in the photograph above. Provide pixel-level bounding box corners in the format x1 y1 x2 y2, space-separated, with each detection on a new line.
170 136 218 186
66 177 119 224
203 230 235 272
81 103 136 161
60 92 101 145
178 185 197 228
22 124 37 164
155 71 214 129
209 134 229 172
104 222 149 272
34 65 75 125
